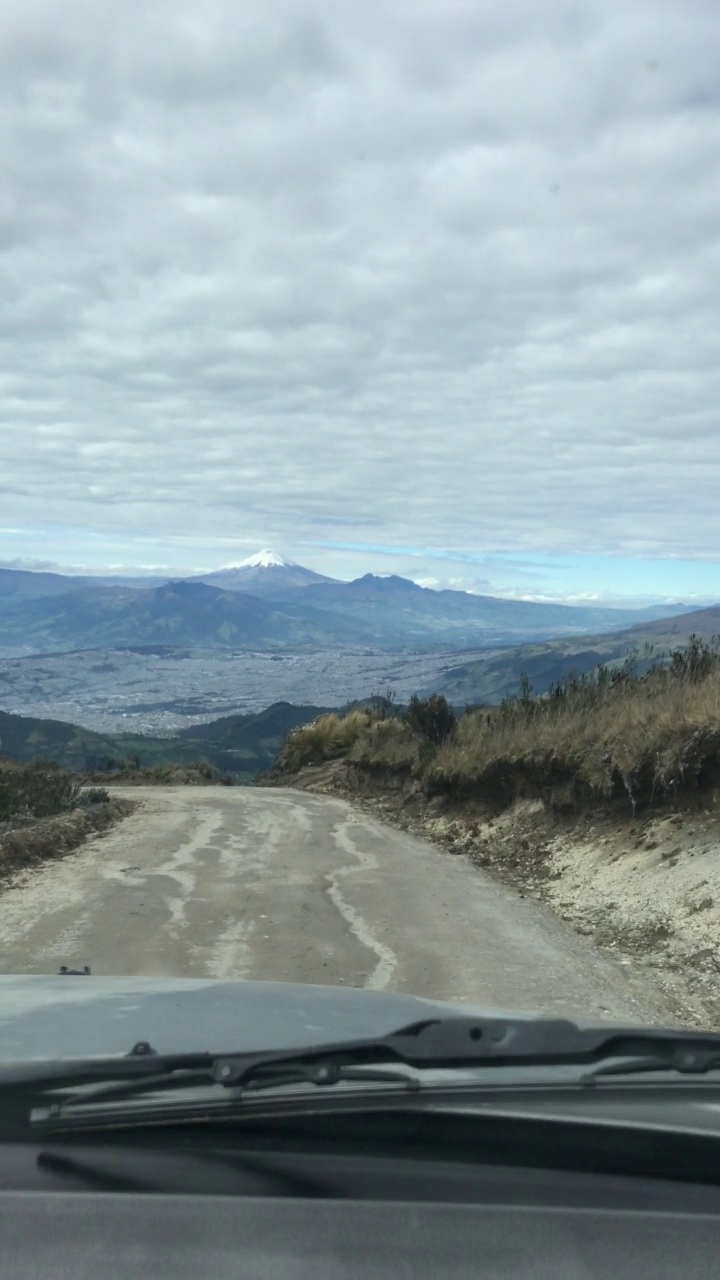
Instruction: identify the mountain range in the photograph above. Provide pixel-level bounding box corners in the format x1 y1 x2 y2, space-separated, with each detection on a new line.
0 550 704 657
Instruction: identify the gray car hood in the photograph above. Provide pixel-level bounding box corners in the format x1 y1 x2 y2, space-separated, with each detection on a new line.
0 975 536 1063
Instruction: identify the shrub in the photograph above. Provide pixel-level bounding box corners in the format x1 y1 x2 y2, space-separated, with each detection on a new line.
669 633 720 684
403 694 457 745
349 718 420 775
77 787 111 807
367 689 397 720
0 760 81 822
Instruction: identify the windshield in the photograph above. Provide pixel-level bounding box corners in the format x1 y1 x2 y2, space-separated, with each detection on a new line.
0 0 718 1069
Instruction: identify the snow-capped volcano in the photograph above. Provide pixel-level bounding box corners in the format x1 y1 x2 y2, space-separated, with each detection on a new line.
187 550 337 598
220 550 295 571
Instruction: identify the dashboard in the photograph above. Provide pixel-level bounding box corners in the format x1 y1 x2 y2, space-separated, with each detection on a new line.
0 1138 720 1278
3 1186 720 1279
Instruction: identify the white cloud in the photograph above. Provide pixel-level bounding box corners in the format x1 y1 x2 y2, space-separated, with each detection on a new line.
1 0 720 584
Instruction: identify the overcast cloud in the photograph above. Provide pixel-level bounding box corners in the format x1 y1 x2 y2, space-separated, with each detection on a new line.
1 0 720 597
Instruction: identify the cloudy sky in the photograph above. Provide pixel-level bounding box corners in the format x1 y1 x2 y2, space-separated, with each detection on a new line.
2 0 720 603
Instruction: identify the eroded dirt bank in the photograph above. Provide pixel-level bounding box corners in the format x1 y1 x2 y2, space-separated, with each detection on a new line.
0 798 135 881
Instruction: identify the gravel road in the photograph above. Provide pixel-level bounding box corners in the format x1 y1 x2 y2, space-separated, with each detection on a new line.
0 786 678 1023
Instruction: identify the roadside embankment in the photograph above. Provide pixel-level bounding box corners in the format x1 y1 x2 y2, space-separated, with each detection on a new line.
260 758 720 1027
0 757 234 884
258 652 720 1027
0 761 136 880
0 797 136 880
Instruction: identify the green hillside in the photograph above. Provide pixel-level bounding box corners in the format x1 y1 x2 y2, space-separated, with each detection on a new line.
0 702 330 781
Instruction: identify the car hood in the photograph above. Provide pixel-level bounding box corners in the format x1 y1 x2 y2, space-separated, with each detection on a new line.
0 975 539 1063
1 977 718 1141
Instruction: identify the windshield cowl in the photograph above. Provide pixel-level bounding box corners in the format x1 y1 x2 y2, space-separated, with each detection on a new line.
6 1012 720 1137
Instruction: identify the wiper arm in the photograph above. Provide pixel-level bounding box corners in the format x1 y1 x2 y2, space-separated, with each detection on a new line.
39 1061 418 1114
211 1016 720 1088
10 1015 720 1134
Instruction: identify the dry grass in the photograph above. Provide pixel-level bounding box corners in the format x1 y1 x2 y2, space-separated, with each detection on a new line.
0 797 135 879
277 710 376 771
427 659 720 812
0 757 144 880
82 761 228 786
349 718 421 774
271 641 720 816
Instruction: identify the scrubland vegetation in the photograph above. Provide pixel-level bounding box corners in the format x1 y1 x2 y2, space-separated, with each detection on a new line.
82 758 231 786
273 638 720 815
0 759 130 875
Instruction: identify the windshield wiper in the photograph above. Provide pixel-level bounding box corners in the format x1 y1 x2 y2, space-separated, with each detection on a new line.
207 1016 720 1087
9 1014 720 1134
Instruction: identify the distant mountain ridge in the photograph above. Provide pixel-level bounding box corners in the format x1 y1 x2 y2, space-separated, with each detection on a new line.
0 567 167 597
0 553 705 657
268 571 698 638
431 605 720 706
0 578 380 655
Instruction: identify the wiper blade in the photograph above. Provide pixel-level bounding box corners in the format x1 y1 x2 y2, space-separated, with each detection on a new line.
11 1015 720 1132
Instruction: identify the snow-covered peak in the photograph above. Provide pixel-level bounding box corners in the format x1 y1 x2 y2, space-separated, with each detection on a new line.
242 550 290 569
221 550 295 570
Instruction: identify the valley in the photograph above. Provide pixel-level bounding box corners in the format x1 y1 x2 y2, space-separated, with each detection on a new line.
0 552 707 740
0 646 482 736
0 555 715 791
1 605 715 742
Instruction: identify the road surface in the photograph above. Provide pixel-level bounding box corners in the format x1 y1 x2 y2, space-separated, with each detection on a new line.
0 786 677 1023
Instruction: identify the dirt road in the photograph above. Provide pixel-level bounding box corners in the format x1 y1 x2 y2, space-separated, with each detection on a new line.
0 787 679 1023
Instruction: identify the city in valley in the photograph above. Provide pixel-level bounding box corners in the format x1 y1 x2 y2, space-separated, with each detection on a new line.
0 646 476 736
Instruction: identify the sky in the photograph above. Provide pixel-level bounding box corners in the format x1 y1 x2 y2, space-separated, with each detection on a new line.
1 0 720 604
